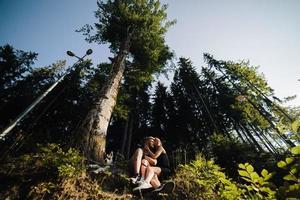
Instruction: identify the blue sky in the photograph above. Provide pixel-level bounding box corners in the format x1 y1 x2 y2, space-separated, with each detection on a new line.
1 0 299 106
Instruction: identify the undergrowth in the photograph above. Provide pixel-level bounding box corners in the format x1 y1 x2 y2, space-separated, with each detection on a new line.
0 143 133 200
167 146 300 200
168 154 244 200
1 143 299 200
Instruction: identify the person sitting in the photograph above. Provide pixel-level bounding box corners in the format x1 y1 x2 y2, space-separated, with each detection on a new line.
133 137 171 191
129 136 157 184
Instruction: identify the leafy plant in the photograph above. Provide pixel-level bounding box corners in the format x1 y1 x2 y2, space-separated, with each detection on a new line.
238 163 276 199
169 154 244 200
36 143 85 178
277 146 300 199
28 182 56 198
215 170 245 200
276 118 300 140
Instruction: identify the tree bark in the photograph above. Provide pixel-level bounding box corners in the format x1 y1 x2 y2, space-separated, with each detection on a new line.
126 114 134 159
120 118 129 156
77 35 131 162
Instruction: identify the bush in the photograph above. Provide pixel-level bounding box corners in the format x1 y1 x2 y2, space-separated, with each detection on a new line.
0 143 86 198
0 143 134 199
237 145 300 200
35 143 85 178
168 154 244 200
238 163 276 199
277 146 300 199
167 146 300 200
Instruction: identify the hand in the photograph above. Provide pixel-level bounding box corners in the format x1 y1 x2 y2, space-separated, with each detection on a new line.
144 155 157 165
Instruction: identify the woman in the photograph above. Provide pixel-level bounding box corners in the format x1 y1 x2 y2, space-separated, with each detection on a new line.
129 136 157 183
133 137 171 191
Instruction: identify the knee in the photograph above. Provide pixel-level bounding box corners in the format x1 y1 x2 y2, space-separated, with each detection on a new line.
147 166 153 172
141 159 149 167
133 148 143 159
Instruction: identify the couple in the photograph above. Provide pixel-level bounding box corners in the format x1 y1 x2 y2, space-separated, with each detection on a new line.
130 136 171 191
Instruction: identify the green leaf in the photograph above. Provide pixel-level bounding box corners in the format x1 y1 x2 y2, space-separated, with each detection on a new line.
238 170 249 178
264 173 273 181
277 161 287 168
238 163 245 169
260 187 273 194
283 174 297 181
290 167 298 175
291 120 300 133
261 169 268 178
257 177 264 185
288 184 300 191
291 146 300 155
246 165 254 173
250 172 260 181
241 177 252 183
285 157 294 164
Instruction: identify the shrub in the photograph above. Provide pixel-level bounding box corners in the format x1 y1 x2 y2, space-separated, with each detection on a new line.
0 143 86 199
0 143 133 199
277 146 300 199
36 143 85 178
237 145 300 200
169 154 244 200
238 163 276 199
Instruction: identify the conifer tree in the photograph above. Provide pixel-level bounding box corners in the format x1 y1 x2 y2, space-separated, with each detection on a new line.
151 82 169 138
77 0 174 161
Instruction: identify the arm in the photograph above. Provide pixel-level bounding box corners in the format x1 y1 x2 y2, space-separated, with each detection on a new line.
142 147 157 165
144 155 157 165
143 145 165 159
149 146 165 159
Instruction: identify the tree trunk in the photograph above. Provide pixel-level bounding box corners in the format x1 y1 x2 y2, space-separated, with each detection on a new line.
239 123 264 152
77 36 131 162
120 118 129 156
126 114 134 159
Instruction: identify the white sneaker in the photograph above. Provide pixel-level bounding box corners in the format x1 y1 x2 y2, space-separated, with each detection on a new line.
133 181 152 191
135 177 144 185
130 175 140 184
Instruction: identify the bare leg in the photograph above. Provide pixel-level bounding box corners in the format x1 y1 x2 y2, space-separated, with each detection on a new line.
145 166 161 183
133 166 161 191
150 174 161 189
130 148 143 176
140 159 149 179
